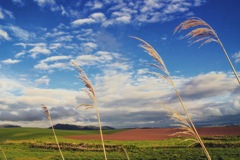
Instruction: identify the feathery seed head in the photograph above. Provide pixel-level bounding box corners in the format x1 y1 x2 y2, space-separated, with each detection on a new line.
71 61 96 99
41 104 50 120
174 17 218 47
130 36 169 76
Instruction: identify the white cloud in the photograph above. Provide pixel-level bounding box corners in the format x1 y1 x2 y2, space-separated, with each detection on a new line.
45 31 66 38
233 51 240 63
55 35 73 42
14 43 27 48
86 0 103 10
8 25 34 41
0 7 14 19
105 62 130 71
163 2 190 14
49 43 61 50
0 29 11 40
90 12 106 22
41 55 72 63
15 51 26 58
35 75 50 86
34 55 72 70
34 0 60 11
81 42 98 53
194 0 206 7
0 70 239 128
60 5 68 16
1 59 21 64
112 11 131 23
29 44 51 58
0 9 4 19
72 12 106 27
72 18 95 27
34 61 71 70
72 51 116 67
12 0 25 7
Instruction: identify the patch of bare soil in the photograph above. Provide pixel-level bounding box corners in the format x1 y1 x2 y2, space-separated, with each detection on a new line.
66 126 240 141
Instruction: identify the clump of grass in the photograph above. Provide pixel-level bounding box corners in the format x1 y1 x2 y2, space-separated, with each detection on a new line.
71 61 107 160
0 147 7 160
174 17 240 84
41 104 65 160
131 36 211 160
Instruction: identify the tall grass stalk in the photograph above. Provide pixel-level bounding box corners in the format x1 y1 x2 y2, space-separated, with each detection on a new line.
41 104 65 160
122 148 130 160
71 61 107 160
131 36 211 160
174 17 240 84
0 147 7 160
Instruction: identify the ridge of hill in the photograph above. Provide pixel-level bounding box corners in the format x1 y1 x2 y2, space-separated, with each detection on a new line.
50 123 115 130
0 124 21 128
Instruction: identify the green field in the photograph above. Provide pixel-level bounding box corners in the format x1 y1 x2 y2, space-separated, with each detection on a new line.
0 128 240 160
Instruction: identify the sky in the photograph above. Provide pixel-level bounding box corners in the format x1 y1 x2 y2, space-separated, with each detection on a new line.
0 0 240 128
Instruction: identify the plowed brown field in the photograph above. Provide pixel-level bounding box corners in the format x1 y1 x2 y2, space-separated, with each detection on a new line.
66 126 240 141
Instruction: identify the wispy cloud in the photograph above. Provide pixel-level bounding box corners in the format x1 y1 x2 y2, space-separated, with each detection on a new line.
1 58 21 64
71 12 104 26
0 7 14 19
72 51 117 67
35 75 50 86
81 42 98 53
34 0 60 11
85 0 103 10
15 51 26 58
11 0 25 7
29 43 51 58
233 51 240 63
41 55 72 63
8 25 35 41
0 29 11 41
34 55 72 71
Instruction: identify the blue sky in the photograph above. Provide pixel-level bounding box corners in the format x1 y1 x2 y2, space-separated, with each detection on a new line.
0 0 240 128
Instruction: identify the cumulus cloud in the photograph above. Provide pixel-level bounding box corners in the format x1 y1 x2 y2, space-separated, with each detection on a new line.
0 69 239 128
173 72 237 100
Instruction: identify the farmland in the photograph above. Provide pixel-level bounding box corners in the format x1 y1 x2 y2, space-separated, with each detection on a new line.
0 127 240 160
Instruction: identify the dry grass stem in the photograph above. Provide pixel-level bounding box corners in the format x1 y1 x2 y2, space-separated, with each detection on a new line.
41 104 65 160
132 36 211 160
164 106 198 144
122 148 130 160
0 147 7 160
71 61 108 160
175 17 240 84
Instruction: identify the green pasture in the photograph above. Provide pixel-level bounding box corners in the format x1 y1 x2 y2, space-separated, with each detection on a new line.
0 128 240 160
